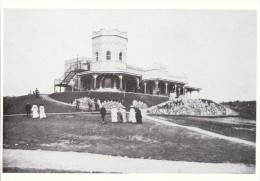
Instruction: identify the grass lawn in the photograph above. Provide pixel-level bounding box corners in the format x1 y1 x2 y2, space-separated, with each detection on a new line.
3 114 255 164
151 115 256 142
3 95 78 115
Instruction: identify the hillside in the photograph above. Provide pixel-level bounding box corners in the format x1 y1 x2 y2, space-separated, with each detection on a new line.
3 94 76 115
221 101 256 119
3 92 169 114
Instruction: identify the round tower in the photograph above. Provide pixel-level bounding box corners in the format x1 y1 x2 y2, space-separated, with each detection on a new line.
92 29 128 62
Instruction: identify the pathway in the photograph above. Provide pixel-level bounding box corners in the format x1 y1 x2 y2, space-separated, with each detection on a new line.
40 94 74 106
3 149 255 174
143 115 255 147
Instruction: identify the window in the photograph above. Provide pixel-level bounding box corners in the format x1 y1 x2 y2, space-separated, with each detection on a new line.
106 51 111 60
95 52 98 61
119 52 122 61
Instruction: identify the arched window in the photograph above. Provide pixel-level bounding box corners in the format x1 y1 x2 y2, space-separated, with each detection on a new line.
95 52 98 61
106 51 111 60
119 52 122 61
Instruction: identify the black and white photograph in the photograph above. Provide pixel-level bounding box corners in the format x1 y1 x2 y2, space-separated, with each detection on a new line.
1 0 259 180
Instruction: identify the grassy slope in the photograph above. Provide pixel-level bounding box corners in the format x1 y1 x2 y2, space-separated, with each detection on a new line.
152 115 256 142
3 115 255 164
221 101 256 119
3 95 77 115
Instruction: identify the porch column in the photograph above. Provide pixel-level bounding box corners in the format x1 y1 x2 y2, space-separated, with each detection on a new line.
113 77 117 89
155 81 159 94
165 82 168 95
174 85 177 93
124 79 127 91
78 76 81 91
178 87 181 97
183 86 185 95
93 74 97 89
136 78 140 89
144 82 147 94
99 77 103 89
119 75 123 90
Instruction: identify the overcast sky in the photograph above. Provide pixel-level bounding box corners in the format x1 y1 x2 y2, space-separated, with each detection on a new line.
3 9 256 102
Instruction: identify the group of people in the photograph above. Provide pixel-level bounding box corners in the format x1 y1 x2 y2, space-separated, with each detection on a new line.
100 105 142 124
28 88 40 98
25 103 46 119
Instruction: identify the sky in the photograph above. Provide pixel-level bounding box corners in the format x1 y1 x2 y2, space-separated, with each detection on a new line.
3 9 257 102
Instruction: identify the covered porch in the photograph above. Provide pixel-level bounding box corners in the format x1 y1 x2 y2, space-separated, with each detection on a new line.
72 72 142 93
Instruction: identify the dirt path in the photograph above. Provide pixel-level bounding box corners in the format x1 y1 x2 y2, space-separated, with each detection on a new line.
3 149 255 173
143 115 255 147
40 94 74 106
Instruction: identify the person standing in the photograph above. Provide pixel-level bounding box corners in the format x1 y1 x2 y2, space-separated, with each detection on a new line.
100 105 107 124
35 88 40 98
120 106 127 123
97 100 102 110
25 102 31 118
94 99 99 111
129 105 137 123
76 99 80 111
135 107 142 124
111 106 118 123
31 103 39 118
39 104 47 119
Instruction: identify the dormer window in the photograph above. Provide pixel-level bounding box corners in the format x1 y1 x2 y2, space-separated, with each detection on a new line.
106 51 111 60
96 52 98 61
119 52 122 61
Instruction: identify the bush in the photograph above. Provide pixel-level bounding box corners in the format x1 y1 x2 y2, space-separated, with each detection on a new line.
148 97 238 116
49 91 168 110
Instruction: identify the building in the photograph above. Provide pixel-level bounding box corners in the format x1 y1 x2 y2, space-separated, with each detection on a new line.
54 29 201 98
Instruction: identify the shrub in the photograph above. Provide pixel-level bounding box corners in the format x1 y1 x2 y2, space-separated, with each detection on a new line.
148 97 238 116
49 91 168 110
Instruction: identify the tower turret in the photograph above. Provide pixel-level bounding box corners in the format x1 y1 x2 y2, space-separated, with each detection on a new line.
92 29 128 62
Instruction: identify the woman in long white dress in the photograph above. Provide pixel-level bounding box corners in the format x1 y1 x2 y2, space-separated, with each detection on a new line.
120 106 127 123
39 104 47 119
129 105 137 123
111 106 118 123
31 104 39 118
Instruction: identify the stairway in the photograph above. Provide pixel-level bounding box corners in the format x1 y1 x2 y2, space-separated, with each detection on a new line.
55 61 87 87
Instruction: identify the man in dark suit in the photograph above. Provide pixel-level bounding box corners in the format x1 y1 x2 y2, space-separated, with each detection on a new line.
25 102 31 118
100 105 107 124
135 107 142 124
76 99 80 111
35 88 40 98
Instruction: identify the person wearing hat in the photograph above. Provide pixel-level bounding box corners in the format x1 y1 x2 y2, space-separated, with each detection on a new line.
129 105 137 123
111 106 118 123
35 88 40 98
120 106 127 123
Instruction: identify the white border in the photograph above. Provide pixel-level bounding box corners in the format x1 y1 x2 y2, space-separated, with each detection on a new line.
1 1 259 181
